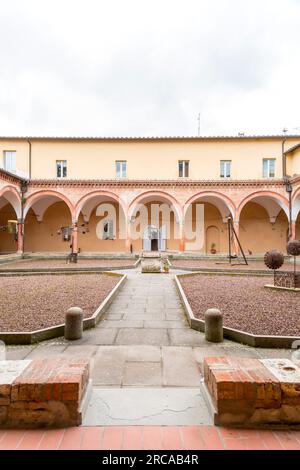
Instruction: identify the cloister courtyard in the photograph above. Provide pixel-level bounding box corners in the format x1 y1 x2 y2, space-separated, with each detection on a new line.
0 255 299 450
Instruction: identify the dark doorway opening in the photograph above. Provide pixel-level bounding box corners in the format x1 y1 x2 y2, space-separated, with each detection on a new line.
151 238 158 251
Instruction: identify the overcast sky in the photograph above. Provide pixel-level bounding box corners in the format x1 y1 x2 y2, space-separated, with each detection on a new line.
0 0 300 137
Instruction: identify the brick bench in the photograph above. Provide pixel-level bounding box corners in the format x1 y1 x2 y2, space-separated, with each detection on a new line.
202 356 300 428
0 358 91 428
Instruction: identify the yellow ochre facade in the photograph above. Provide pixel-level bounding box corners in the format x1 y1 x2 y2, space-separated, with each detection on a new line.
0 135 300 256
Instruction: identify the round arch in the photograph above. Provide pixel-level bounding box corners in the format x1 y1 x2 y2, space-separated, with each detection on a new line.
0 186 22 219
75 190 126 222
183 191 235 220
128 190 182 222
23 190 74 221
237 191 289 222
292 186 300 222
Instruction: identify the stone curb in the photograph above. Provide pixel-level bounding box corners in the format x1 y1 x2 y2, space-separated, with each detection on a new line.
175 273 300 349
170 264 290 276
264 284 300 293
0 258 140 274
0 272 127 345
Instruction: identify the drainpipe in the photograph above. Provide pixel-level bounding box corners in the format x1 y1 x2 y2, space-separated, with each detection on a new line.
282 137 287 178
19 180 28 254
27 139 32 179
284 177 293 241
282 137 293 240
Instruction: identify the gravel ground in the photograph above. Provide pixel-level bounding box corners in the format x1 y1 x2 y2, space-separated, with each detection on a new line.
172 259 295 271
0 259 136 270
179 274 300 336
0 274 120 332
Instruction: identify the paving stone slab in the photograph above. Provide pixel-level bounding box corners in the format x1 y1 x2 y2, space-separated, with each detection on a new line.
83 388 212 425
91 348 125 386
98 320 144 329
123 362 162 386
124 345 162 362
169 329 205 347
162 347 201 387
116 328 170 346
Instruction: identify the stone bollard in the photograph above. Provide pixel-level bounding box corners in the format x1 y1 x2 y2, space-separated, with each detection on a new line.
205 308 223 343
65 307 83 340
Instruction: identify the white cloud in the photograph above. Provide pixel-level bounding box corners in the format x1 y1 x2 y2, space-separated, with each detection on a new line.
0 0 300 136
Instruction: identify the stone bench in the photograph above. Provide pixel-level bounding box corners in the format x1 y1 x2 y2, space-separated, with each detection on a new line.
202 356 300 428
0 358 91 428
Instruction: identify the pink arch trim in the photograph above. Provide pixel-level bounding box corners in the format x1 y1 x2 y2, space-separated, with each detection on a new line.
183 191 235 218
128 190 182 221
75 190 126 221
24 190 74 219
0 185 21 201
236 190 289 220
292 186 300 204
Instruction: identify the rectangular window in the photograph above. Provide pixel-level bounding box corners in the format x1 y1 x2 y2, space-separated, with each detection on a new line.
56 160 67 178
103 220 114 240
3 151 16 172
220 160 231 178
116 160 127 178
263 159 275 178
179 160 189 177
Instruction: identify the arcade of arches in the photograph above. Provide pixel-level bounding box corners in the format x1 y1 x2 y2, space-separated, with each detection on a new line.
0 182 300 256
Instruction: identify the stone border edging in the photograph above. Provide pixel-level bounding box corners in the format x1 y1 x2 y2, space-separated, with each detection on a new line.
175 273 300 349
0 258 140 274
264 284 300 293
170 262 293 276
0 272 127 345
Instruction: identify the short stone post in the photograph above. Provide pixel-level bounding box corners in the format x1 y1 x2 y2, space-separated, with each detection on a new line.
205 308 223 343
65 307 83 340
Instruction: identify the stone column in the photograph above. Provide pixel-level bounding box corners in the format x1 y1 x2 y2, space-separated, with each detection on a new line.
291 221 296 241
232 220 240 255
17 219 24 254
72 223 78 253
179 222 185 252
125 218 132 253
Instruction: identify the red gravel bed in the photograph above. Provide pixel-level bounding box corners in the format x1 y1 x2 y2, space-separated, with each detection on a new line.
0 274 120 332
172 259 295 271
0 259 136 270
179 274 300 336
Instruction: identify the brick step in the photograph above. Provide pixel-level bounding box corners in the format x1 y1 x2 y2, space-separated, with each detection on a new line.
203 356 300 428
0 358 91 428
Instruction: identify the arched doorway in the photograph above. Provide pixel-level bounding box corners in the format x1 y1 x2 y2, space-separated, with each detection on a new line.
183 192 234 253
143 225 166 252
129 191 181 253
206 226 220 254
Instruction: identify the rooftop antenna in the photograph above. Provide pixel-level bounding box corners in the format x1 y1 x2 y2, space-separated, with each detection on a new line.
197 113 201 136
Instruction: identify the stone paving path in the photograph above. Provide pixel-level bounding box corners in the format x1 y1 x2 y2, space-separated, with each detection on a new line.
6 269 294 427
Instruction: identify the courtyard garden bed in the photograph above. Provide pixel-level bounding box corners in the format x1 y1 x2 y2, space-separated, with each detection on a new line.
177 273 300 341
0 273 124 336
171 258 294 272
0 258 138 271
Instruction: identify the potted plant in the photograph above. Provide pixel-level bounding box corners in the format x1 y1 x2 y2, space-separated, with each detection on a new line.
210 243 217 254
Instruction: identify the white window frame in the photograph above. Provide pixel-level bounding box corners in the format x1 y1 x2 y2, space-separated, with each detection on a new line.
116 160 127 178
56 160 67 178
220 160 231 178
3 151 17 172
263 159 276 178
178 160 189 178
